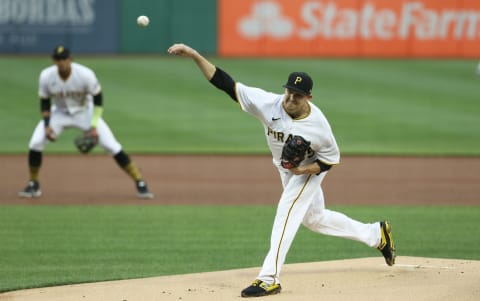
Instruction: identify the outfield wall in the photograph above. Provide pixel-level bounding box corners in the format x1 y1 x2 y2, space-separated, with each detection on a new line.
0 0 119 53
0 0 478 57
118 0 217 54
0 0 216 54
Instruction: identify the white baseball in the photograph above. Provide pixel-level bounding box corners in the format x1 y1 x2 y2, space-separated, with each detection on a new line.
137 15 149 27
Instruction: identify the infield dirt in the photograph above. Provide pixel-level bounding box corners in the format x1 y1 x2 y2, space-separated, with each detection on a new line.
2 155 479 205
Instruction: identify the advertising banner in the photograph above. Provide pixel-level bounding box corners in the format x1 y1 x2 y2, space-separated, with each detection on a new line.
0 0 118 53
219 0 480 57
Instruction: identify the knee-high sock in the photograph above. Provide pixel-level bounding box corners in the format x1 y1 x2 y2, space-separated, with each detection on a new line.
28 150 42 181
113 150 142 181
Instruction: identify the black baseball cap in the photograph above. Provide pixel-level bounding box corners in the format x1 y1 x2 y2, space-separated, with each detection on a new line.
51 45 71 60
282 72 313 95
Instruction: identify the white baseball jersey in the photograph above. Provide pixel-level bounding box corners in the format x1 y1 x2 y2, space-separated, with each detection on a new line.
235 82 381 285
39 62 101 114
235 82 340 167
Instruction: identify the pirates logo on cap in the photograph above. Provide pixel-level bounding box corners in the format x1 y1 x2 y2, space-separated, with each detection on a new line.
282 72 313 95
52 45 71 60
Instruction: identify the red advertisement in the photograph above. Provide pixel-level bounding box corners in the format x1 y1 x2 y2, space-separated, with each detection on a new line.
219 0 480 57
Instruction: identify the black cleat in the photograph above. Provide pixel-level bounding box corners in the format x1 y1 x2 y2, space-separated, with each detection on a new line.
136 180 154 199
241 279 282 298
18 180 42 198
377 221 396 266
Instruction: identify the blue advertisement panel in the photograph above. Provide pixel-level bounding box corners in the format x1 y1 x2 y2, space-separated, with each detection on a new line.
0 0 118 53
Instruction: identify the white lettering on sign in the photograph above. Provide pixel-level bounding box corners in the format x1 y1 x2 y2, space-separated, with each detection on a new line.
398 2 480 40
0 0 95 25
240 1 480 41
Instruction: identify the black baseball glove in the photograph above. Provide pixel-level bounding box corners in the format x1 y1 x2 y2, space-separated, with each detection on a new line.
280 135 311 169
74 132 97 154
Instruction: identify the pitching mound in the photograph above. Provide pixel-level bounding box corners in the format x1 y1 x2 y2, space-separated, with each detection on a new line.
2 256 479 301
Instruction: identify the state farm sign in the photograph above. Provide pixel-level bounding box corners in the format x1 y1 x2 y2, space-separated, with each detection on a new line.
298 2 479 40
219 0 480 57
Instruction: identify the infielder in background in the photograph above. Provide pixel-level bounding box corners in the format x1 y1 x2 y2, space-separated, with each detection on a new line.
168 43 396 298
18 46 154 199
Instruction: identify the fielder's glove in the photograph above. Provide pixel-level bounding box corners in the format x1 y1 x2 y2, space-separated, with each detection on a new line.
280 135 311 169
74 132 97 154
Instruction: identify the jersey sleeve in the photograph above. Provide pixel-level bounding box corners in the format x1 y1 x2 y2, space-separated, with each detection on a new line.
38 69 50 98
313 134 340 165
302 107 341 165
310 121 340 165
236 82 280 120
78 65 101 96
85 69 102 96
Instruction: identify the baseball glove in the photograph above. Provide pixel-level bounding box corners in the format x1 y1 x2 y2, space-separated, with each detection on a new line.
74 133 97 154
280 135 311 169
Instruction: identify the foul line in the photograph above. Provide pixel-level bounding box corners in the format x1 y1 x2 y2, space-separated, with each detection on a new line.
394 264 455 270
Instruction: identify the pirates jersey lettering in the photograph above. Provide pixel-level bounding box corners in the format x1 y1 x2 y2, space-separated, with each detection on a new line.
267 127 286 143
236 82 340 167
39 62 101 114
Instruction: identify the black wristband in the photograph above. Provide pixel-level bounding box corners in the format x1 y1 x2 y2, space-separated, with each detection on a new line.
315 159 332 175
93 92 103 106
43 116 50 127
40 98 51 111
41 98 51 128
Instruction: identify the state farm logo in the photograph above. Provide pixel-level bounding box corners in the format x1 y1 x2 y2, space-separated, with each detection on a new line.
239 2 293 39
238 1 480 41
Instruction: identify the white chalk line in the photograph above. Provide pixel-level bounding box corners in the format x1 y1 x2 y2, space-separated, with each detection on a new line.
395 264 456 270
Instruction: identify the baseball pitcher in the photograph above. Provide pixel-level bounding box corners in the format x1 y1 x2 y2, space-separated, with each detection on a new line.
168 43 396 298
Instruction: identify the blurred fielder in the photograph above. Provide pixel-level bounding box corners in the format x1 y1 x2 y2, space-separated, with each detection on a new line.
18 46 153 199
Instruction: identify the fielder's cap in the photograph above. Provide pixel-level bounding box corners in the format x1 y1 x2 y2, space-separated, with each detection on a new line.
282 72 313 95
51 45 71 60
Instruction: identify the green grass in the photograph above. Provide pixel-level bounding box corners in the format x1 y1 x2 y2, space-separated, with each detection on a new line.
0 205 479 292
1 56 478 294
1 56 479 155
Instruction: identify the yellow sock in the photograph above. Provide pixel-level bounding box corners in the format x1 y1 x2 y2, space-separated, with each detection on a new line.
123 162 142 182
30 166 40 182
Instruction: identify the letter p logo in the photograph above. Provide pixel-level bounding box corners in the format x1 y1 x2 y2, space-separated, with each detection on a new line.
294 76 302 85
